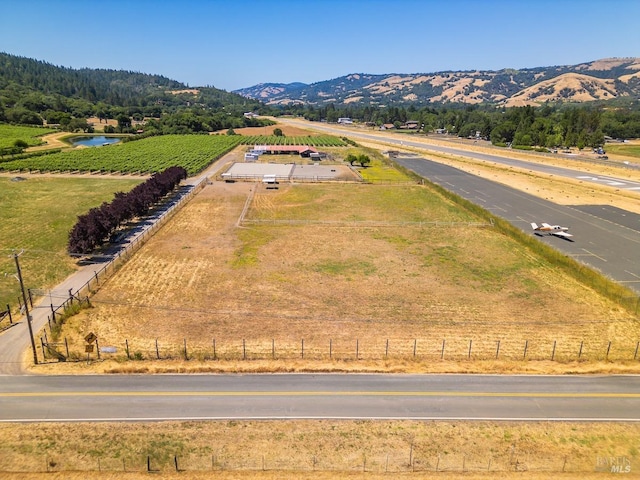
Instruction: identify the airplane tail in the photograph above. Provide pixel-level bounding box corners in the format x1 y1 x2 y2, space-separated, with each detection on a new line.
530 222 539 230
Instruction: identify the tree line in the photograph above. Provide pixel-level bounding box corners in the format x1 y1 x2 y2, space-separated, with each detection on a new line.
68 166 187 255
284 103 640 148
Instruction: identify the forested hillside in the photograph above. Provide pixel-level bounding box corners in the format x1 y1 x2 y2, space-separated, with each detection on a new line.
0 52 274 134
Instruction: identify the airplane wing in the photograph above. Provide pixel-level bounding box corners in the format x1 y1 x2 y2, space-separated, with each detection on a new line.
550 230 573 238
541 223 551 228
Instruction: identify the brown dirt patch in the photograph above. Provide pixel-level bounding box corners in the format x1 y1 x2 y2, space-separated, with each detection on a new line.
215 122 321 137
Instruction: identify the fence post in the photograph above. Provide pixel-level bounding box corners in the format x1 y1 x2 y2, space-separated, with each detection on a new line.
65 337 69 358
243 339 246 360
413 339 417 358
606 341 611 360
441 339 445 360
634 342 639 360
125 339 130 360
156 338 160 359
496 340 500 359
301 339 304 359
213 338 217 360
468 340 472 360
409 442 413 468
6 304 12 324
183 338 188 360
578 341 583 359
385 339 389 358
28 288 33 308
523 340 528 360
41 337 46 360
551 340 556 361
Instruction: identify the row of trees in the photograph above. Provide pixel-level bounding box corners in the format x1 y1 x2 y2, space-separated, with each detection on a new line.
68 166 187 254
286 103 640 148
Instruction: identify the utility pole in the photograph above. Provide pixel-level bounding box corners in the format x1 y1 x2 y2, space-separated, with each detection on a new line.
13 252 38 365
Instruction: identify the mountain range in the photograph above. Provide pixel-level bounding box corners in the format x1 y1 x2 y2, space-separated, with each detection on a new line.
234 58 640 107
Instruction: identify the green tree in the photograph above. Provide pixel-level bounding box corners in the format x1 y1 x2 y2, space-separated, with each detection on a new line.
13 139 28 152
345 153 358 165
273 127 284 136
358 154 371 167
116 113 132 132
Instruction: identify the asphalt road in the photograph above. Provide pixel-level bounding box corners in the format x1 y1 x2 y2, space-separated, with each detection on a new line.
1 374 639 422
280 119 640 192
394 156 640 293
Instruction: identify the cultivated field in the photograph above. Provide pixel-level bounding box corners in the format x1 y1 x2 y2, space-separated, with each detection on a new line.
45 156 640 372
0 124 55 149
0 135 242 175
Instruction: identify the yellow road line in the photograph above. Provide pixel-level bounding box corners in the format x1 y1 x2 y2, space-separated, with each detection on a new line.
1 391 640 398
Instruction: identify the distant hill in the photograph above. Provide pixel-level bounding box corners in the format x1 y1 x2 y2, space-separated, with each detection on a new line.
0 51 260 111
0 52 268 133
234 58 640 107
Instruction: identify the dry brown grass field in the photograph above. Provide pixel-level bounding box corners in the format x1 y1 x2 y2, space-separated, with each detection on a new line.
1 420 638 477
40 161 640 373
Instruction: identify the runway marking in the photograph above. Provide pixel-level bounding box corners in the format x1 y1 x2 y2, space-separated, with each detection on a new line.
2 391 640 398
579 249 607 262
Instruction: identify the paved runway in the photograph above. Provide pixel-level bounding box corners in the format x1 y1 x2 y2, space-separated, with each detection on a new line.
1 374 639 422
395 156 640 294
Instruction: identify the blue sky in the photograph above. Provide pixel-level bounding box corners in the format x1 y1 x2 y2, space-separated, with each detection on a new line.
0 0 638 91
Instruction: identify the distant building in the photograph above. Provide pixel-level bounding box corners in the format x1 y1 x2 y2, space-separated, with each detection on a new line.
253 145 318 157
380 124 395 130
244 112 259 118
337 117 353 125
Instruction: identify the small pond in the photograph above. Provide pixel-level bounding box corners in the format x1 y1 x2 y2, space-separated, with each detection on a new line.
69 136 123 147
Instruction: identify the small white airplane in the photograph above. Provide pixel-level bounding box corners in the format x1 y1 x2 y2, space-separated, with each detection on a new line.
531 222 573 240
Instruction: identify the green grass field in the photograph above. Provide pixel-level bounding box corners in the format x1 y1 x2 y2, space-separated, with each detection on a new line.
0 176 140 312
0 123 56 149
605 143 640 159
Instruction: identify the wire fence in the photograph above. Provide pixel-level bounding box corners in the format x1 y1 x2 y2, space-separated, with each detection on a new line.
42 333 640 364
2 178 208 347
0 450 632 474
